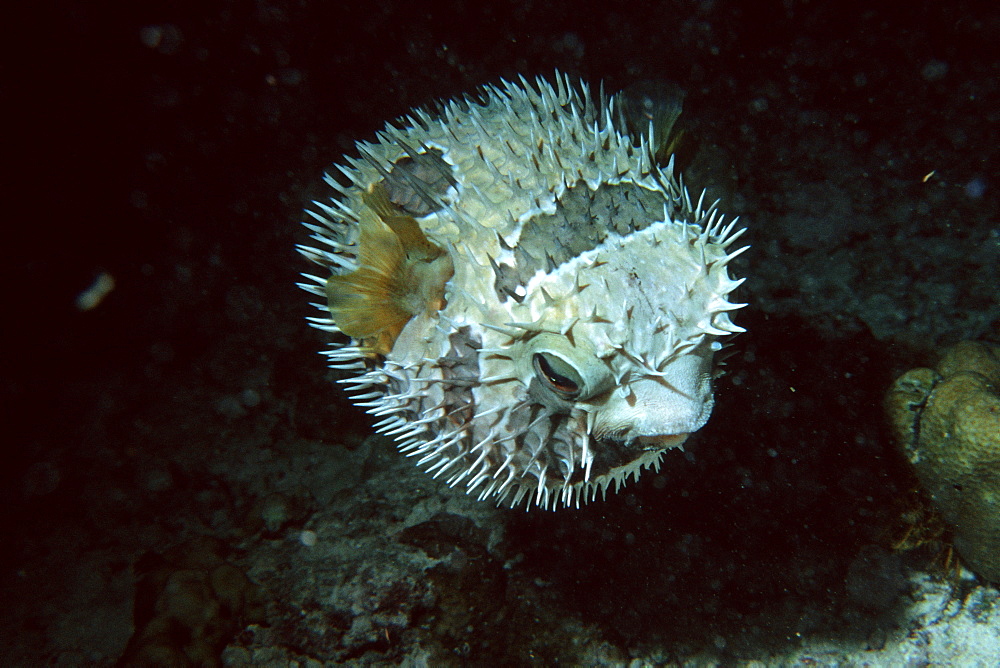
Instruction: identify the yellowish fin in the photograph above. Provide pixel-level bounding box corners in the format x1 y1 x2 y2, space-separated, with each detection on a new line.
325 182 454 356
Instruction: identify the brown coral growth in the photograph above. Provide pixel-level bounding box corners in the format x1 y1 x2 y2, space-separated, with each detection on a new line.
885 341 1000 582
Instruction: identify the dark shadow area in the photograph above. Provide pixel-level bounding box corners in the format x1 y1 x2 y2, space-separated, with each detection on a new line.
505 310 921 659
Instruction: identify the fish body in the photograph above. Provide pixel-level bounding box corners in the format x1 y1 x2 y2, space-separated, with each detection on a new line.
298 74 746 509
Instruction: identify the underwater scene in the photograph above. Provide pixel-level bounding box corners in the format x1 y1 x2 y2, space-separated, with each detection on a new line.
3 0 999 665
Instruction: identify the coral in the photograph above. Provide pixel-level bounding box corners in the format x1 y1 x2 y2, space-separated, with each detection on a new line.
118 536 266 667
886 341 1000 581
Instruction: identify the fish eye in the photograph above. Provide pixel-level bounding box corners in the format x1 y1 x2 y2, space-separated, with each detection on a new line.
533 352 583 399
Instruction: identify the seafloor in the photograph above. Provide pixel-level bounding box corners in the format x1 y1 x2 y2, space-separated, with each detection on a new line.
4 0 999 665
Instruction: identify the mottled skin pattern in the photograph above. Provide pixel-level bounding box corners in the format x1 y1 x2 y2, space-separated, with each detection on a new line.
299 74 746 509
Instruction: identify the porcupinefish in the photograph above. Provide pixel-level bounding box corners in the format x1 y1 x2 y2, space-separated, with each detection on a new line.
298 73 747 510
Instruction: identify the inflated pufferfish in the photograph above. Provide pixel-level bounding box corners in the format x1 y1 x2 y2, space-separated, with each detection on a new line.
298 74 747 509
